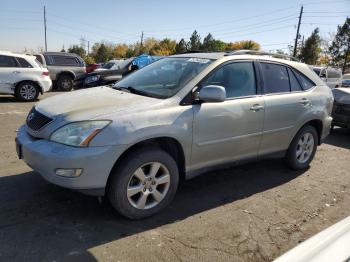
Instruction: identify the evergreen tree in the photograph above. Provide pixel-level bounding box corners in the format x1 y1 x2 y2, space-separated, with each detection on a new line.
299 28 321 64
202 33 215 51
188 30 201 51
68 45 85 57
175 39 187 53
329 18 350 72
94 44 109 62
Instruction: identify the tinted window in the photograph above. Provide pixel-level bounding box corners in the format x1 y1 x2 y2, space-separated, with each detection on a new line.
288 68 302 92
17 57 33 68
202 62 256 98
51 55 80 66
312 68 321 76
261 63 290 94
34 55 43 64
0 55 17 67
293 69 315 90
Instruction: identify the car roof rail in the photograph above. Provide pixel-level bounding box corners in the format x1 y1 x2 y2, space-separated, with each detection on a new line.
225 49 299 62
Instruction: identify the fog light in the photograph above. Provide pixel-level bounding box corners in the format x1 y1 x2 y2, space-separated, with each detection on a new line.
55 168 83 178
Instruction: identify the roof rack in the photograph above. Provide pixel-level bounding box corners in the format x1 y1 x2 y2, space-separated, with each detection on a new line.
225 50 299 62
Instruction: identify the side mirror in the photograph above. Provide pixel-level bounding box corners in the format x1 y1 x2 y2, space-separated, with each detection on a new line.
197 85 226 103
130 64 139 72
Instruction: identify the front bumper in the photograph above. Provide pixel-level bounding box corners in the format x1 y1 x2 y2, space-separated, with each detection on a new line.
16 125 127 195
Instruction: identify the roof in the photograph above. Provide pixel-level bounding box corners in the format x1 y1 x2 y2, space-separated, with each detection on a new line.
0 50 35 59
171 52 226 59
42 52 81 57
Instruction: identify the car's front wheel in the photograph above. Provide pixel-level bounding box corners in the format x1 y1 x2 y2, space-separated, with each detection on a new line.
108 148 179 219
15 81 39 102
285 125 318 170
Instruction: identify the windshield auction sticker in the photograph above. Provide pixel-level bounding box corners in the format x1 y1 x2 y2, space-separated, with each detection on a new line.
187 58 211 64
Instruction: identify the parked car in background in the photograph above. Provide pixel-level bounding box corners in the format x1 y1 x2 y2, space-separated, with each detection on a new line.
17 51 333 219
94 59 125 72
342 79 350 87
310 66 342 88
74 55 162 89
332 87 350 128
34 52 86 91
0 51 51 101
86 63 101 74
343 73 350 80
274 216 350 262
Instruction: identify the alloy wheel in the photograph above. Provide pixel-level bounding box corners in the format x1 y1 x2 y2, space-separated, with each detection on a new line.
296 132 314 164
19 84 37 100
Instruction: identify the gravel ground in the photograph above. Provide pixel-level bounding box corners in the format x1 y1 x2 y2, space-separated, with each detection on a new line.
0 92 349 262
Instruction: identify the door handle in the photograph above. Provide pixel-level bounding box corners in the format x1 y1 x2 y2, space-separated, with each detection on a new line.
250 104 264 111
12 71 20 74
299 98 310 106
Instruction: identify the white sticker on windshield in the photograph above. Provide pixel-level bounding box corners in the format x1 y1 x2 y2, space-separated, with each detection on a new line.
187 58 211 64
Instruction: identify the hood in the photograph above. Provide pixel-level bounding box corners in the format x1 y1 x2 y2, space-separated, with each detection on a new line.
36 86 163 120
332 88 350 105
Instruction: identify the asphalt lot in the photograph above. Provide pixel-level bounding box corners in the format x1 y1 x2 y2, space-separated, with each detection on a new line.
0 92 349 262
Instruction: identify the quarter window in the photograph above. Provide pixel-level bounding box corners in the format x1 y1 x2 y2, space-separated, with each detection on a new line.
261 63 290 94
293 69 315 90
288 68 302 92
0 55 17 67
17 57 33 68
202 62 256 98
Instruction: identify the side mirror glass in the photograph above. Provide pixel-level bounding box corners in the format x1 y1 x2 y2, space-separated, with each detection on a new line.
197 85 226 103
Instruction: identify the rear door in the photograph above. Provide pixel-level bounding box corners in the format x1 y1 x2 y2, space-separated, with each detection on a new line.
259 62 314 155
0 55 18 94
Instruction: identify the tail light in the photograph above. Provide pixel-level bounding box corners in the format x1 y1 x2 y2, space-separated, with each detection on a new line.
42 71 49 76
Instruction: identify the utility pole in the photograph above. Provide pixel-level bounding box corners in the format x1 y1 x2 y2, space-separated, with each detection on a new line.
87 41 90 56
293 5 303 57
140 31 144 54
44 5 47 52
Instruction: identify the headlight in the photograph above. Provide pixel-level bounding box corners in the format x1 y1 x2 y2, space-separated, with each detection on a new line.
50 121 111 147
85 75 100 84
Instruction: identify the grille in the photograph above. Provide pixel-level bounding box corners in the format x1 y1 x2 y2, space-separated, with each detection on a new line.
26 107 53 131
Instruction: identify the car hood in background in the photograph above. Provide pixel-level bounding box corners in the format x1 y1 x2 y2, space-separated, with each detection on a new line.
332 88 350 105
35 86 162 120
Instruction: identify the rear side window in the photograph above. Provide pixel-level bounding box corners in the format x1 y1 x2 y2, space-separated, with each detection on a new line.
0 55 18 67
51 55 80 66
261 63 290 94
288 68 302 92
16 57 33 68
34 55 44 64
293 69 315 90
202 62 256 98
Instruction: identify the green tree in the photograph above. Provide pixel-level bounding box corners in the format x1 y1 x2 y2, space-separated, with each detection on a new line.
202 33 215 51
329 17 350 72
175 38 187 53
68 45 86 57
226 40 260 51
150 38 176 55
94 44 109 62
188 30 201 51
84 55 95 64
299 28 321 64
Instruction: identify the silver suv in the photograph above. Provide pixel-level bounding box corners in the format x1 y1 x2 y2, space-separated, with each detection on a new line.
34 52 86 91
16 51 334 219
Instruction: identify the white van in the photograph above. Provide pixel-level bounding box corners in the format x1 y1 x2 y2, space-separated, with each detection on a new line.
0 51 52 101
311 66 342 88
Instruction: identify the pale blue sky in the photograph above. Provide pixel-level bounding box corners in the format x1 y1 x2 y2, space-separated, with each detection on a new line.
0 0 349 53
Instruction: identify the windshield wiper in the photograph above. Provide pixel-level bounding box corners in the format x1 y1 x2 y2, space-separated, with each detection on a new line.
113 86 166 99
112 86 131 92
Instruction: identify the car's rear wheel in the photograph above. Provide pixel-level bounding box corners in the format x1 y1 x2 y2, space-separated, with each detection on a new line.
57 74 74 91
15 82 39 102
108 148 179 219
285 125 318 170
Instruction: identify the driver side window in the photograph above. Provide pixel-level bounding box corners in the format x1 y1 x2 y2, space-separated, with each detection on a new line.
202 62 257 99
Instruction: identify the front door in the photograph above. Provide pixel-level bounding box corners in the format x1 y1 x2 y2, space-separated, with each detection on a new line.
0 55 18 94
191 61 265 171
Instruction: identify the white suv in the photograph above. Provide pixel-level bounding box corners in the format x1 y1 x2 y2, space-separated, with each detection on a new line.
0 51 52 101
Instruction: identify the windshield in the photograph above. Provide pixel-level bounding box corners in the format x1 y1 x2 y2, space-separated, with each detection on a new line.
102 62 114 69
113 57 213 98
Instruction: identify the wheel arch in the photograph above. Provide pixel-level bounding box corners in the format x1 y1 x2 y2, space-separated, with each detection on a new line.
107 136 186 187
56 71 76 80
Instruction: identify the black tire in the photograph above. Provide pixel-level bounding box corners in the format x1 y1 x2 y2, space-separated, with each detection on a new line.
285 125 318 170
108 148 179 220
15 81 40 102
56 74 74 91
